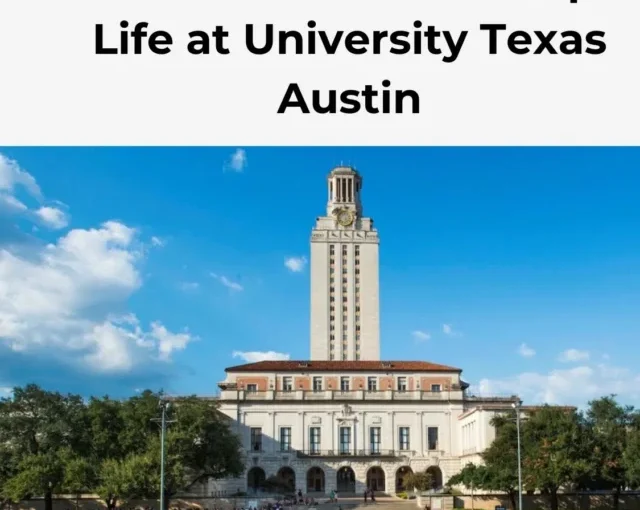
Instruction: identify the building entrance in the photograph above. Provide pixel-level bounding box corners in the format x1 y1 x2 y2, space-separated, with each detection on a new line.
336 466 356 493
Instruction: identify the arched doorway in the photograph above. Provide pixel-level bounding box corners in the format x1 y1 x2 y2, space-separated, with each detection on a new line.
307 467 325 493
426 466 443 490
366 466 385 492
277 466 296 493
336 466 356 493
247 467 266 493
395 466 413 492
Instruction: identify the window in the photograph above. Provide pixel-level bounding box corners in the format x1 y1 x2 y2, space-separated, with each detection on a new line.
431 384 442 392
355 268 360 275
399 427 410 451
370 427 381 454
397 377 407 392
427 427 439 450
340 377 350 391
330 286 335 293
355 245 360 254
368 377 377 391
250 427 262 451
330 334 335 341
313 377 323 391
246 384 258 392
310 427 321 454
330 277 335 284
355 259 360 265
330 353 335 360
355 353 360 360
342 267 348 274
330 305 335 312
280 427 292 451
283 377 293 391
330 245 335 254
342 352 347 360
339 426 351 454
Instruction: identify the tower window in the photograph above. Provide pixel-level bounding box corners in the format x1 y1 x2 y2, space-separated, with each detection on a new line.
330 245 335 254
355 269 360 275
330 286 335 293
330 334 335 341
330 306 335 312
355 259 360 266
342 267 347 274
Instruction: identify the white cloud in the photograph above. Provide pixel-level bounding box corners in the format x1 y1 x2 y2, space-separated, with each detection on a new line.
412 330 431 342
0 387 13 397
284 256 308 273
0 154 70 229
224 149 248 173
210 273 243 291
150 236 165 247
518 343 536 358
0 194 28 213
35 206 69 229
179 281 200 292
0 219 194 373
475 362 640 406
232 350 290 363
558 348 590 363
0 154 42 198
442 323 462 337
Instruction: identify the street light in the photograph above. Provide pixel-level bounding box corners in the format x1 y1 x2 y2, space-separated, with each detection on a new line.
511 399 523 510
153 399 175 510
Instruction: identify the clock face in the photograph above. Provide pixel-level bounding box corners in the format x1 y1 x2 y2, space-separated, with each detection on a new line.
337 210 353 226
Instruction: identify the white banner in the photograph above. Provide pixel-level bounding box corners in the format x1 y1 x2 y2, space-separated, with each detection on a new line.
0 0 637 145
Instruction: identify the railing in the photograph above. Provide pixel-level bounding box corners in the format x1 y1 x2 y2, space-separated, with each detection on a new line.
296 448 415 458
220 389 465 401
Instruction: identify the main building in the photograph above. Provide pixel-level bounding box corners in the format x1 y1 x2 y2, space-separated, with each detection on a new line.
210 167 518 497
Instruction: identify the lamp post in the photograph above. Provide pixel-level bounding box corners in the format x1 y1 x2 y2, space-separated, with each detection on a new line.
153 400 175 510
511 399 523 510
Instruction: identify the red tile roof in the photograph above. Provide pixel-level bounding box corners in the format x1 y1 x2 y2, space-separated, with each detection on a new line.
225 360 461 373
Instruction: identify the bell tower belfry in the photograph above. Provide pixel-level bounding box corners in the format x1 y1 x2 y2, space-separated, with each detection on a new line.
309 167 380 361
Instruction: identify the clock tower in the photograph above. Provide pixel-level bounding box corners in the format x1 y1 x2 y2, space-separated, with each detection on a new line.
310 166 380 361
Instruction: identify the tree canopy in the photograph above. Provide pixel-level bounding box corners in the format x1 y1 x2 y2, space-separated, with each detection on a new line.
0 385 243 510
447 396 640 510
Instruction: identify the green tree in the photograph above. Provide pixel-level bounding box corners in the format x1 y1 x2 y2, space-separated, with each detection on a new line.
87 396 126 461
0 385 89 510
63 454 97 509
145 397 244 508
479 415 520 510
404 471 434 492
582 396 633 510
523 406 590 510
623 412 640 489
96 455 157 510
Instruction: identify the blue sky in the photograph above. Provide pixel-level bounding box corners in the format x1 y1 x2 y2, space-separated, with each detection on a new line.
0 147 639 406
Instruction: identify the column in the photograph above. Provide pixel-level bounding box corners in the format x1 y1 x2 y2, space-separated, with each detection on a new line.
418 412 424 454
298 412 305 451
